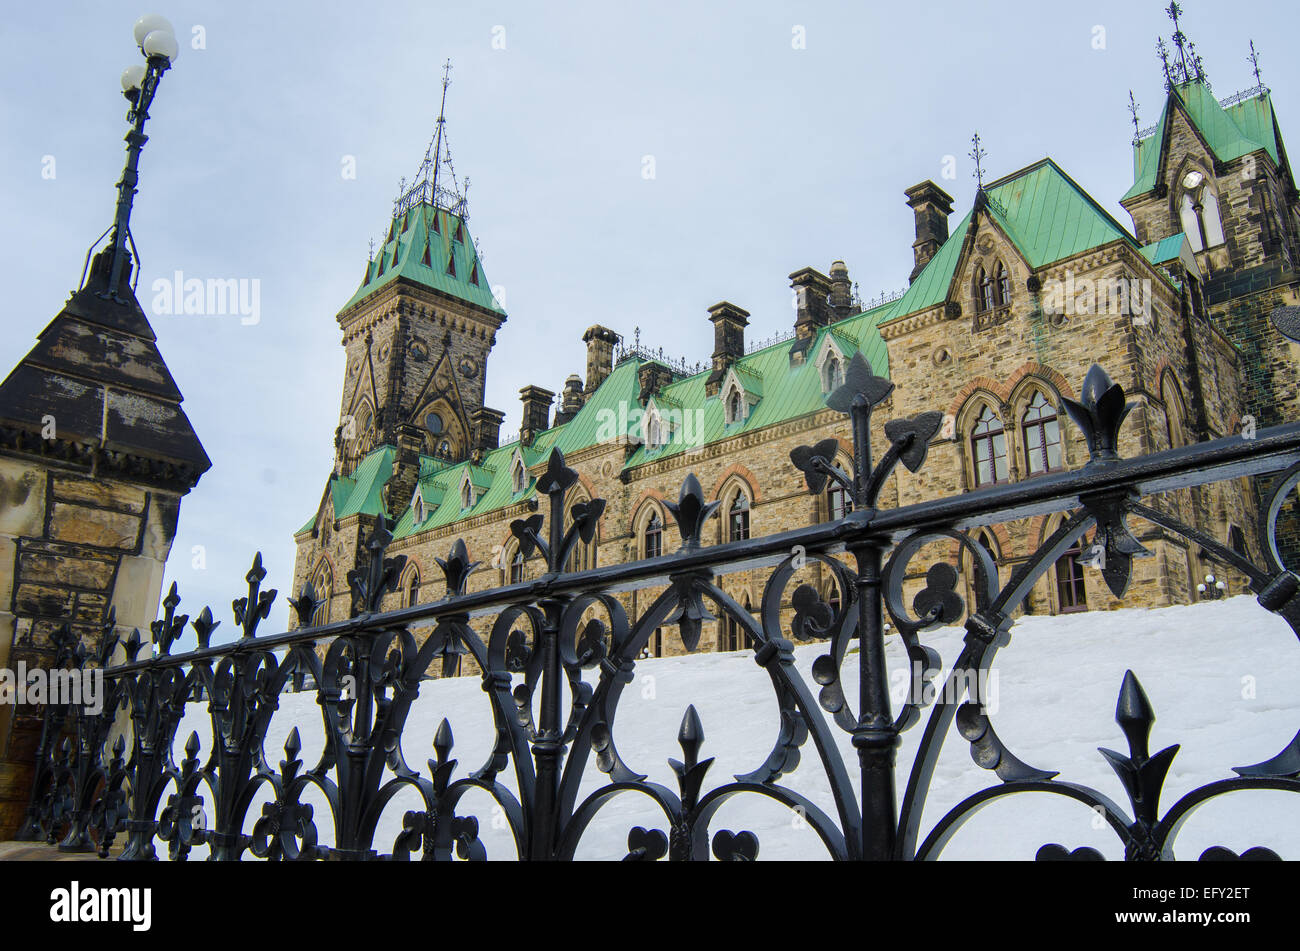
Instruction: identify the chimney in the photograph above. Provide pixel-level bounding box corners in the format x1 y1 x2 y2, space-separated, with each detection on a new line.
582 325 621 396
637 361 674 402
829 261 853 320
905 181 954 283
790 267 833 342
554 374 585 425
519 385 554 445
385 422 424 517
706 301 749 397
472 406 505 456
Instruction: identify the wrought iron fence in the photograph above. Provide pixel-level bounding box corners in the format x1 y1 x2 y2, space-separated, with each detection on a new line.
15 356 1300 861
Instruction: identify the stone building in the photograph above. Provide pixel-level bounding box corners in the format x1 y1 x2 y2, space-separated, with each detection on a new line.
291 27 1299 669
0 250 210 836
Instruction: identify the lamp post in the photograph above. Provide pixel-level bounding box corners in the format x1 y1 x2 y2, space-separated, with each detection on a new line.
1197 572 1227 601
101 14 180 303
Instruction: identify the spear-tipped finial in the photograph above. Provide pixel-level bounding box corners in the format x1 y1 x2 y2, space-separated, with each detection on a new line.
969 132 987 189
1128 90 1141 140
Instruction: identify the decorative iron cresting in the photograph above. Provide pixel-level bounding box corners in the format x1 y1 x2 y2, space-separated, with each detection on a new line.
17 356 1300 860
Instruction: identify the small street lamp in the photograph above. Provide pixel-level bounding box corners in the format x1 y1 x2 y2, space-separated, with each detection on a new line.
1197 573 1227 601
98 14 180 302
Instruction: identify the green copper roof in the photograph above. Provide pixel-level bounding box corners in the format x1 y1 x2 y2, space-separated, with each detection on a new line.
889 159 1134 321
1123 83 1281 201
304 307 892 541
341 202 505 314
1141 232 1189 266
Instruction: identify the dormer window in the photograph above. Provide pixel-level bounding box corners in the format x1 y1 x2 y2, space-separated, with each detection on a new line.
511 457 527 493
411 488 425 525
726 387 744 424
460 477 474 510
813 337 848 394
823 355 843 392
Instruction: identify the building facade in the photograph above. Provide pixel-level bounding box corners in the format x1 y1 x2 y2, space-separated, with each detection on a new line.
291 28 1300 671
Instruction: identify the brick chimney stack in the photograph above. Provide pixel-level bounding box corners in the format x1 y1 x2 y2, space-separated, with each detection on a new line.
905 181 954 283
519 385 554 445
705 301 749 396
582 325 621 397
472 406 506 457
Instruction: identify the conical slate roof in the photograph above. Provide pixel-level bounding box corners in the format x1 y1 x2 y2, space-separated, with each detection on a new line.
0 249 210 491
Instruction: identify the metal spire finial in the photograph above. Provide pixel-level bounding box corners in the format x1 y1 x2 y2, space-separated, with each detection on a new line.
1248 40 1266 94
392 57 468 221
1167 2 1191 84
969 132 987 189
1157 37 1175 93
1128 90 1141 140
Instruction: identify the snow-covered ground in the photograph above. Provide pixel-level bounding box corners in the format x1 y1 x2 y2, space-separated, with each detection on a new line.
173 595 1300 860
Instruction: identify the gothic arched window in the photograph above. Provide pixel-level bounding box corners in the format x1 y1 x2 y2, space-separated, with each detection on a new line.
1178 170 1226 252
404 568 421 607
509 547 524 585
827 481 851 521
644 512 663 559
970 405 1008 486
994 261 1011 306
726 387 745 424
1055 542 1088 613
823 355 843 393
1021 391 1062 475
728 492 750 541
310 564 333 627
975 267 994 313
512 459 527 494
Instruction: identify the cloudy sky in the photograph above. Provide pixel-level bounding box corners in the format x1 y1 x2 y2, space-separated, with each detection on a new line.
2 1 1296 640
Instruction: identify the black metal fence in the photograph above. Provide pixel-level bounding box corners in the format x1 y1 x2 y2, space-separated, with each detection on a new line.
15 357 1300 860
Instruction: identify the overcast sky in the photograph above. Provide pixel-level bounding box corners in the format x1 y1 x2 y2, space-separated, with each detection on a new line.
3 1 1296 642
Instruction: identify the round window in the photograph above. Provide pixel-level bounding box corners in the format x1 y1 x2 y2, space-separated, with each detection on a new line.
425 412 444 435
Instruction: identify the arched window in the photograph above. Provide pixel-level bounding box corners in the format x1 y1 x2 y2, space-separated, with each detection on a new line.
404 568 421 607
1021 391 1062 475
975 267 994 313
512 459 527 493
310 564 333 627
726 387 744 424
728 492 750 541
821 465 852 524
461 478 474 510
823 355 843 393
646 413 662 448
1162 375 1187 449
1055 542 1088 613
1179 170 1226 252
566 497 596 572
644 512 663 559
970 405 1008 486
994 261 1011 306
720 596 751 652
509 548 525 585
